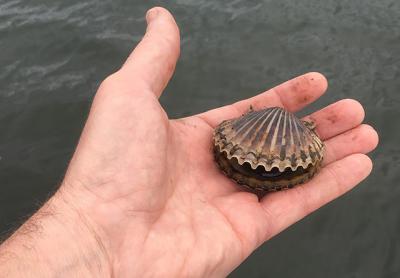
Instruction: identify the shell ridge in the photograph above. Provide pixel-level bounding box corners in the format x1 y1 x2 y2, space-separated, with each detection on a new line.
259 108 280 154
232 110 262 130
293 115 303 149
222 110 271 160
230 111 264 140
249 107 278 151
217 110 268 161
295 118 313 165
278 110 288 171
269 108 284 152
288 112 295 147
233 110 262 132
298 120 312 147
266 108 285 170
236 108 273 147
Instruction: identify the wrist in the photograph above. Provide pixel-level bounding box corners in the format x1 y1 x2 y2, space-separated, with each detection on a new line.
0 186 111 277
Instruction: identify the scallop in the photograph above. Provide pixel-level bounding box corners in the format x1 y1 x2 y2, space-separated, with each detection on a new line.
212 106 325 191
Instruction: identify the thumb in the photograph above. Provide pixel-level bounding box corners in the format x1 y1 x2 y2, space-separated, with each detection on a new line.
119 7 180 98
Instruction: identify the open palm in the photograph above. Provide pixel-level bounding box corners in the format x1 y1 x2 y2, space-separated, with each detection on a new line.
61 8 378 277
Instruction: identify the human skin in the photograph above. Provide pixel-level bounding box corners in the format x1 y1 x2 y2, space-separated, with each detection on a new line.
0 7 379 278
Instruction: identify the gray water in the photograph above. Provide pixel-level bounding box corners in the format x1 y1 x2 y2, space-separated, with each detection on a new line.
0 0 399 277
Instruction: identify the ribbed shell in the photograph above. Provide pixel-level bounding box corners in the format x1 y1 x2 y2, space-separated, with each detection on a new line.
213 107 324 173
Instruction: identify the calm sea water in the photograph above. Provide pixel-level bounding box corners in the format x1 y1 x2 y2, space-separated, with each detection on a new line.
1 0 399 277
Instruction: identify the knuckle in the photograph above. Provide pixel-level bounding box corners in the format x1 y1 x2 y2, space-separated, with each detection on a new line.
98 72 121 93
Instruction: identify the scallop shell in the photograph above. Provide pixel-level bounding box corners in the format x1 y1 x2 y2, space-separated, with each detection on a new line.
213 106 325 191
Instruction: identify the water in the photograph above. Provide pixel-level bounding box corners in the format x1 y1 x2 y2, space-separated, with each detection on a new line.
0 0 399 277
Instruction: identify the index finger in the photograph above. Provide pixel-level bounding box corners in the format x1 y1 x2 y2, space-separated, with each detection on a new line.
197 72 328 127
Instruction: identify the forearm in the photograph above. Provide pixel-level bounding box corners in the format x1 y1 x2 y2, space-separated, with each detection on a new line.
0 188 110 278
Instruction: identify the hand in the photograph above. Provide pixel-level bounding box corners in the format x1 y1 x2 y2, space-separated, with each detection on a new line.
0 7 378 278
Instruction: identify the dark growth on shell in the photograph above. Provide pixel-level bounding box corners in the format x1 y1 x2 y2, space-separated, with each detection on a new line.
212 107 325 192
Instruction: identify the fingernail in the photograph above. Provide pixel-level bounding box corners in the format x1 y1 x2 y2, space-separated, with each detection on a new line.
146 8 159 23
